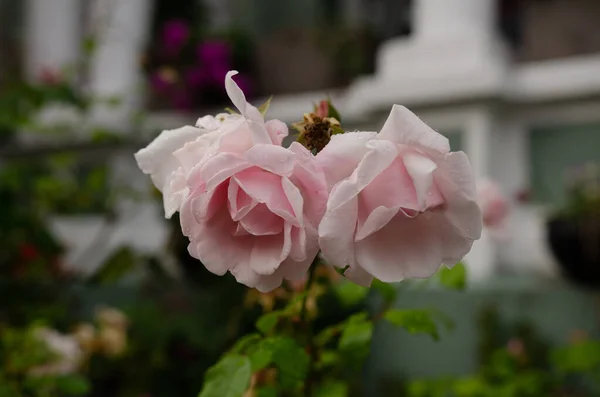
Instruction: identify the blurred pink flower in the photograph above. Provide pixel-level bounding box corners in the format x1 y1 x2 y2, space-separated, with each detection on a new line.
197 40 231 64
507 338 525 357
161 19 190 56
477 179 510 234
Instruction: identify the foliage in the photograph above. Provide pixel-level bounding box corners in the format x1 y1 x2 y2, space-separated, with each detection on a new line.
405 307 600 397
197 263 467 397
0 325 90 397
557 162 600 219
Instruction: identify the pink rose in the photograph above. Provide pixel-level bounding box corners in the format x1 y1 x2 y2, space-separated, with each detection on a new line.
316 105 482 286
477 179 509 232
173 71 328 291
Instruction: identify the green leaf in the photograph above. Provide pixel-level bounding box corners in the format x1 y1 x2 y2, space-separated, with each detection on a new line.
439 262 467 290
55 375 91 396
334 280 368 307
383 309 440 340
327 99 341 122
199 355 252 397
316 380 349 397
249 345 272 372
338 319 373 351
82 36 97 56
261 336 309 390
258 96 273 116
256 311 282 334
229 333 261 355
371 279 397 304
256 387 278 397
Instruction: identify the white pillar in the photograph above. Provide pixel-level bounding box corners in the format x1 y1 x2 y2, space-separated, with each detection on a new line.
414 0 497 42
24 0 81 82
88 0 153 130
463 107 497 285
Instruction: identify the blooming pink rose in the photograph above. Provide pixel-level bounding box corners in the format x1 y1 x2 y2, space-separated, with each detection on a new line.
316 105 482 286
171 71 328 291
477 179 509 232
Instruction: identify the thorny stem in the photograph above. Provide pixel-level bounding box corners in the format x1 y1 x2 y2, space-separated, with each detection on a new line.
300 256 319 397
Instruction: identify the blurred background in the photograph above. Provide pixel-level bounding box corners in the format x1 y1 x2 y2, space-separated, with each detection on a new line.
1 0 600 396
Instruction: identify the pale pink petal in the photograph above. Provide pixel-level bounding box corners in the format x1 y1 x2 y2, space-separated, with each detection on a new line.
225 70 271 145
243 144 296 176
265 119 289 146
287 142 329 227
282 177 304 226
190 182 227 223
403 152 443 209
315 131 378 188
435 152 482 240
318 194 358 269
187 208 251 276
289 226 308 262
355 205 399 241
325 139 398 213
234 168 298 225
239 203 284 235
377 105 450 153
354 213 445 282
227 179 257 221
193 152 250 191
248 233 285 275
163 168 188 218
357 156 418 216
344 265 374 287
135 125 205 191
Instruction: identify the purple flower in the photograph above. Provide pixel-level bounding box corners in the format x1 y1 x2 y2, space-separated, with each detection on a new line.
196 40 231 64
161 19 190 56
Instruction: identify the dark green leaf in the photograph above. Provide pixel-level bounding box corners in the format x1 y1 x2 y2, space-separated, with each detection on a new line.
82 36 97 56
316 380 349 397
249 346 272 372
256 387 278 397
256 311 282 334
338 313 373 350
261 336 309 390
55 375 91 396
339 320 373 351
383 309 440 340
439 262 467 290
258 96 273 116
229 333 261 355
199 355 252 397
334 280 368 307
371 279 397 304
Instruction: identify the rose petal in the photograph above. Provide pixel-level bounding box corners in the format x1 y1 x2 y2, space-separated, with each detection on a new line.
315 131 378 188
135 125 204 191
377 105 450 153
